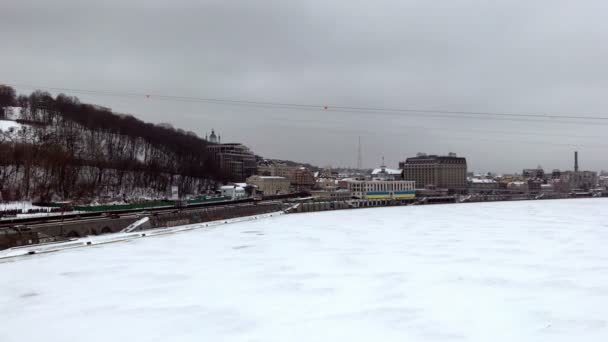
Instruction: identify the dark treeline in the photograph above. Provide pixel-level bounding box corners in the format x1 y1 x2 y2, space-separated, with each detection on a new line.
0 85 222 202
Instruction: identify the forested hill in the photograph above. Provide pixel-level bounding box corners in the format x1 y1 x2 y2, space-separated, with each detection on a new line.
0 85 221 202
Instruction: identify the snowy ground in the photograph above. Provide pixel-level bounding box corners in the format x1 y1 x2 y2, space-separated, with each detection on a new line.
0 119 22 132
0 201 36 211
0 201 68 220
2 198 608 341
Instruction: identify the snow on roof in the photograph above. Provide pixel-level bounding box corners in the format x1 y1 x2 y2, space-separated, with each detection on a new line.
371 168 401 175
508 181 527 186
1 199 606 340
0 120 22 131
219 185 245 190
256 176 287 179
0 201 47 211
469 178 497 183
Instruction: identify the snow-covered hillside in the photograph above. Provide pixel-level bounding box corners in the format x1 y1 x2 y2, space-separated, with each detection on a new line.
2 199 608 341
1 88 222 202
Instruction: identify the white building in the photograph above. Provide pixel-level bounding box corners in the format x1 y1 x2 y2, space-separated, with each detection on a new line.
371 167 402 180
316 177 338 191
468 178 498 193
344 179 415 200
219 185 247 199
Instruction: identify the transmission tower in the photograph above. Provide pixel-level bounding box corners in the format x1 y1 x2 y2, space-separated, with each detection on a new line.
357 136 362 169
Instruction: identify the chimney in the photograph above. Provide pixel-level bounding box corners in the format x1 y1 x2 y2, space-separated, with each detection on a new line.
575 151 579 172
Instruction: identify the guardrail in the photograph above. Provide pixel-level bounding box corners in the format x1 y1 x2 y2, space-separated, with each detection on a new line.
0 210 286 259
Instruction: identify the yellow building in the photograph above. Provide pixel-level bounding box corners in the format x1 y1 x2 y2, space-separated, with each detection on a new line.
246 175 291 195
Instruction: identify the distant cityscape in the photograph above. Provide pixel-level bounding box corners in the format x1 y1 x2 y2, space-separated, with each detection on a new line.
206 129 605 203
2 91 607 249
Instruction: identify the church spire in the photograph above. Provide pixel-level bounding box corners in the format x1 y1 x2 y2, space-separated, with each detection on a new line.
209 128 218 143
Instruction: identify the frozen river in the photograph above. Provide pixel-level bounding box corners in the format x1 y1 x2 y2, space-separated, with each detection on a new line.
2 198 608 341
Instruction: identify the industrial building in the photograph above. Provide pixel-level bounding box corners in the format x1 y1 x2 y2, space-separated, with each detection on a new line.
559 151 598 191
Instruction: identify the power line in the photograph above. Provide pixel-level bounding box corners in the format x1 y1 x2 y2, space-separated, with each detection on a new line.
7 82 608 124
8 81 607 147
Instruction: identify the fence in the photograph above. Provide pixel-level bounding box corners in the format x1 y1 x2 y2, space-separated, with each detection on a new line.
149 202 284 228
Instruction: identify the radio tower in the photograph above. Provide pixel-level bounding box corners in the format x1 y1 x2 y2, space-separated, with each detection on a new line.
357 136 362 169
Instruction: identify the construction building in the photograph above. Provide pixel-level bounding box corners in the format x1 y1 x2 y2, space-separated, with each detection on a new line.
206 130 257 181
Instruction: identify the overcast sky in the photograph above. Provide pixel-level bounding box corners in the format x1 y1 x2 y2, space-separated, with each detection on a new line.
3 0 608 173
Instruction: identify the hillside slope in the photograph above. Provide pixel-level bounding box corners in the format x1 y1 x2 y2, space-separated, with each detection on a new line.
0 85 221 202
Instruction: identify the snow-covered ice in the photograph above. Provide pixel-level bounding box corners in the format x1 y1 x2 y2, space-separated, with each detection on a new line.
2 198 608 341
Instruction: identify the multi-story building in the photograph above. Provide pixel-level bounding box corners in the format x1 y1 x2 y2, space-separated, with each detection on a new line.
551 169 562 179
258 161 315 192
207 143 257 182
219 185 247 199
310 189 352 201
399 153 467 194
245 175 291 195
316 177 338 191
560 171 597 191
555 152 598 191
290 167 315 192
541 183 555 193
344 179 416 200
256 161 293 178
523 167 545 180
507 181 528 193
599 175 608 189
528 179 543 194
468 178 498 194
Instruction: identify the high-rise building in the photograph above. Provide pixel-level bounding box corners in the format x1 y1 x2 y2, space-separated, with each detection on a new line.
399 153 467 194
206 131 256 181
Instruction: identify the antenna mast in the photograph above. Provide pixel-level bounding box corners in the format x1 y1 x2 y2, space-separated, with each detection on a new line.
357 136 362 169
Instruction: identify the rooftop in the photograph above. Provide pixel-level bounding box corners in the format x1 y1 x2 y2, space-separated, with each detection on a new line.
371 168 402 175
252 176 287 180
469 178 497 184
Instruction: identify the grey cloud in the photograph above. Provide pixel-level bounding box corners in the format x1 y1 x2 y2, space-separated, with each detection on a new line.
2 0 608 172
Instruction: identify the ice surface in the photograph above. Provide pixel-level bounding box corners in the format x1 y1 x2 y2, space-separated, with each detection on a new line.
2 198 608 341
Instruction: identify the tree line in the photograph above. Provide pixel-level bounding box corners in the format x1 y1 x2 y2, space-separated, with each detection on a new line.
0 85 223 202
